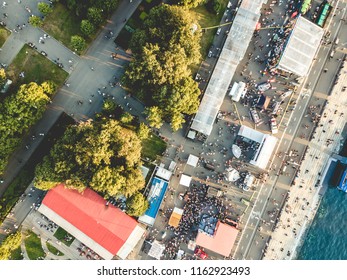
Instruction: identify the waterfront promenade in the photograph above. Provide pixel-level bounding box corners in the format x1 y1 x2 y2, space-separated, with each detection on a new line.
264 59 347 260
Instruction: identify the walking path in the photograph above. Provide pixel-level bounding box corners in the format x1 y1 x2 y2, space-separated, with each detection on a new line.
264 58 347 260
0 0 144 197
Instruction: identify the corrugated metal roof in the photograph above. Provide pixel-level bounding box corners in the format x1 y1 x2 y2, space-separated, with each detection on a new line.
191 0 266 136
41 184 138 256
277 15 324 76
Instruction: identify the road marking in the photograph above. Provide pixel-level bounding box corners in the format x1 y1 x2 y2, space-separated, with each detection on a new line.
318 58 321 63
259 199 263 203
333 22 336 27
246 234 249 238
313 70 316 74
298 105 301 110
288 128 292 134
293 117 296 122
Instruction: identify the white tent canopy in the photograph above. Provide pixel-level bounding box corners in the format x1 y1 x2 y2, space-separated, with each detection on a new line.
148 240 165 260
187 154 199 167
232 144 242 158
190 0 266 136
225 168 240 182
277 15 324 76
155 166 172 181
179 174 192 187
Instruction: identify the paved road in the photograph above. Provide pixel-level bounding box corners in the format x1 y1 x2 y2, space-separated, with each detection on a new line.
234 0 347 260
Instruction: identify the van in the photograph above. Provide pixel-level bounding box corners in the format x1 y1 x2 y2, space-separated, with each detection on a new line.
216 27 221 35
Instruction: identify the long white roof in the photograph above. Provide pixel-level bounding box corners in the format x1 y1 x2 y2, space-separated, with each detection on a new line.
191 0 266 136
277 15 324 76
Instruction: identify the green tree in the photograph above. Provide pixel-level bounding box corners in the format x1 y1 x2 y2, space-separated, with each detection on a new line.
80 19 95 37
38 2 53 15
34 119 145 198
0 82 53 174
126 192 149 217
145 106 163 129
87 7 103 26
137 123 150 140
125 4 201 130
0 68 6 89
120 112 134 124
176 0 206 8
0 231 22 260
28 16 43 27
70 35 86 52
40 81 56 95
206 0 224 15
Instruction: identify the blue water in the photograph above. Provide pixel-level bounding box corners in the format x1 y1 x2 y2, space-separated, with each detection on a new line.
297 187 347 260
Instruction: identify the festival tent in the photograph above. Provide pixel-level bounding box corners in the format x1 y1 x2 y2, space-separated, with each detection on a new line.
148 240 165 260
187 154 199 167
179 174 192 187
196 221 239 257
168 207 184 228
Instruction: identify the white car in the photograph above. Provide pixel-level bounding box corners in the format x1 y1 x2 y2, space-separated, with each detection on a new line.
270 117 278 134
208 50 213 58
216 27 221 35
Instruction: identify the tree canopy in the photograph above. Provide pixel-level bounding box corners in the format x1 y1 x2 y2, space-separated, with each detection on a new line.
38 2 53 15
126 192 149 217
34 119 146 198
124 4 202 131
0 68 6 89
0 82 54 175
0 231 22 260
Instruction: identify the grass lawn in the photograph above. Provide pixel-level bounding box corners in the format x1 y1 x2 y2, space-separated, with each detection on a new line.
10 246 23 260
41 3 83 51
141 133 167 162
46 241 64 256
6 45 68 91
24 231 46 260
0 26 10 47
53 227 75 247
191 0 229 69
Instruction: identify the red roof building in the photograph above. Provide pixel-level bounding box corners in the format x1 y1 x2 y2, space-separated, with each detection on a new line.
38 184 145 259
196 221 239 257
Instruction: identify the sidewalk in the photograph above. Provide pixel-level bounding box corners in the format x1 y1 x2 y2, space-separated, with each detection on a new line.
0 33 24 65
264 59 347 260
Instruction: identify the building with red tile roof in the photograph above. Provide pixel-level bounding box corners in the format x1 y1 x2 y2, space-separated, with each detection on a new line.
38 184 145 259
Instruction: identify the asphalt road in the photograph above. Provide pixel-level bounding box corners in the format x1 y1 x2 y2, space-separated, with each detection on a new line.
234 0 347 260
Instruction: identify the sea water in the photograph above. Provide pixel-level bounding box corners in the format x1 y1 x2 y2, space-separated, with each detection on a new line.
297 187 347 260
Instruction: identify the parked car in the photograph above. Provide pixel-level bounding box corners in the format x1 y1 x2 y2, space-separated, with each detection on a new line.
216 27 221 35
270 117 278 134
257 82 272 92
194 248 208 259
